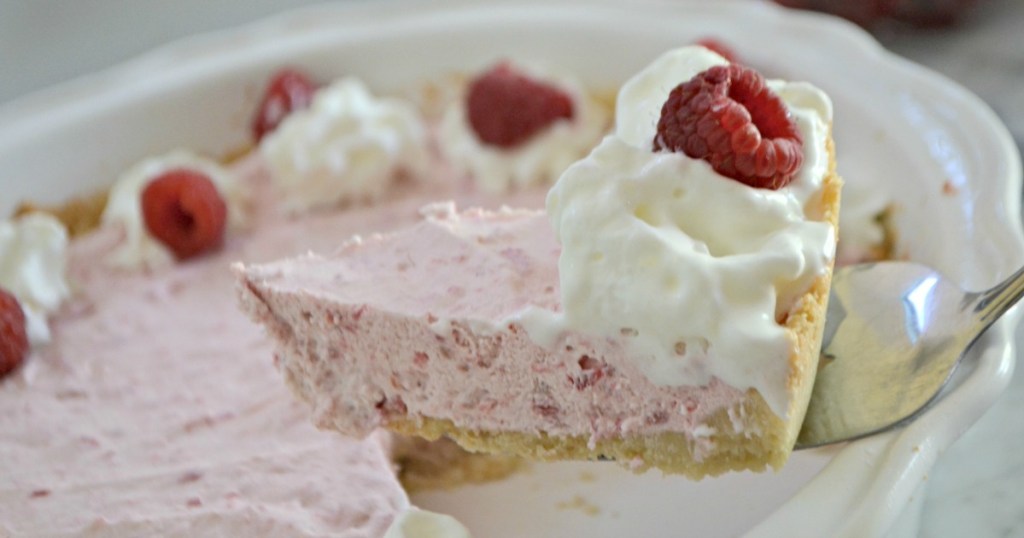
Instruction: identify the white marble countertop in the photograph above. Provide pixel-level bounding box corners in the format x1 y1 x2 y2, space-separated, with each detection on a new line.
1 1 1022 536
876 2 1024 536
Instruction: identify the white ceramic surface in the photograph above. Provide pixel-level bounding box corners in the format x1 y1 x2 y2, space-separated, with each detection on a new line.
1 1 1021 537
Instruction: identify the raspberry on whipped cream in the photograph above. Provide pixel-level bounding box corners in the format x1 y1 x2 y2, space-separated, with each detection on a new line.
652 63 804 189
251 67 317 142
141 169 228 260
101 149 246 269
466 62 575 148
439 60 608 193
0 213 70 346
259 77 431 214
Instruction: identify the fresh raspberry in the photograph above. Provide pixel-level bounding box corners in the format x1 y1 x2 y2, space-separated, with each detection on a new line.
653 64 804 190
0 287 29 379
141 169 228 260
695 38 740 64
251 67 317 142
466 62 575 148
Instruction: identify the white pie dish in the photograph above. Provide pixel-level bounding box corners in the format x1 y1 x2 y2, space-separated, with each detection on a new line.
1 1 1021 537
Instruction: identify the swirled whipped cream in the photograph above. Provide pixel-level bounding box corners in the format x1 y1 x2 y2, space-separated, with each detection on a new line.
101 149 245 269
439 63 608 193
541 46 836 417
260 77 430 214
0 213 70 345
384 508 471 538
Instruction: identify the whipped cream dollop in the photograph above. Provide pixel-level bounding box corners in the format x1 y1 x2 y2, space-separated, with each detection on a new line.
260 77 430 214
383 508 471 538
101 149 245 269
542 46 836 417
439 63 608 193
0 213 70 345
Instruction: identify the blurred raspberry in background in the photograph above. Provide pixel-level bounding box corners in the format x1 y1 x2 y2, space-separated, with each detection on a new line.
774 0 981 28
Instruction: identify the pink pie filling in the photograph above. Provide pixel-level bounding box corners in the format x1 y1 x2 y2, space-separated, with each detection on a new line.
0 157 541 536
237 206 749 459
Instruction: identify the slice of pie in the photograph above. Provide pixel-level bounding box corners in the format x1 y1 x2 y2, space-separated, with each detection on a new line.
236 46 842 478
